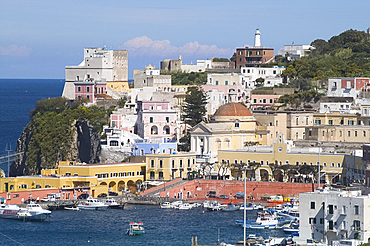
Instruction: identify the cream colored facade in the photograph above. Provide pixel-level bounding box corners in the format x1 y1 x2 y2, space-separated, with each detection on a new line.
0 161 146 196
217 135 364 185
254 111 314 144
106 81 130 92
146 152 197 181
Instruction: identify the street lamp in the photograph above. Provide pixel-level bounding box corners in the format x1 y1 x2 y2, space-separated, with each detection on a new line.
318 142 321 189
243 166 247 246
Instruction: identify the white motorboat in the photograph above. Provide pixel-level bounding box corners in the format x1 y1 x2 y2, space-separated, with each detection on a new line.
78 197 108 210
64 206 79 211
178 203 192 210
207 201 226 211
170 201 183 209
160 202 172 209
235 211 287 229
222 203 240 212
0 203 21 219
104 198 124 209
17 202 51 221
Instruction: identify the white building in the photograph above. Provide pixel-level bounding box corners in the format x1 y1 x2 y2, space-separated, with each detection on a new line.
298 188 370 246
181 59 213 73
62 47 128 100
278 44 314 61
240 66 284 89
207 73 243 86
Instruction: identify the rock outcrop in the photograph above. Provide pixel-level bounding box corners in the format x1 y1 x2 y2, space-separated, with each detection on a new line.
10 119 101 176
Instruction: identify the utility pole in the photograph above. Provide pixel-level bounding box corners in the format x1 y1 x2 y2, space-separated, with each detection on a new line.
6 144 12 177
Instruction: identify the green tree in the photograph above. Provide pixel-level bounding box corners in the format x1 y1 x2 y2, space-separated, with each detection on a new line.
212 58 230 62
182 86 208 127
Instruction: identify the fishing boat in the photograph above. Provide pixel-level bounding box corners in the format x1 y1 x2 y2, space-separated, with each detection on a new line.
127 222 145 236
78 197 108 210
104 198 124 209
17 202 51 221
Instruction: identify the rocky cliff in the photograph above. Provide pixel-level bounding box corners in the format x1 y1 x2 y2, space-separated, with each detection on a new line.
10 119 101 176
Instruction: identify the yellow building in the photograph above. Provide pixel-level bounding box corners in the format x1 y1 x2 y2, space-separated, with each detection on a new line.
190 103 268 163
217 134 364 185
106 81 130 92
0 161 146 197
146 152 197 181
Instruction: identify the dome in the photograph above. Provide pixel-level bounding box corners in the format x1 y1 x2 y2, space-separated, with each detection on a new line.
213 103 252 117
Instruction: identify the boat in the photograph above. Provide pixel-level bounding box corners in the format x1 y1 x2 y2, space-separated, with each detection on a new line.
127 222 145 236
239 204 254 211
222 203 240 211
206 201 226 211
235 211 288 229
283 219 299 234
17 202 51 221
64 206 79 211
104 198 124 209
78 197 108 210
170 201 183 209
160 202 172 209
0 202 21 219
178 203 193 210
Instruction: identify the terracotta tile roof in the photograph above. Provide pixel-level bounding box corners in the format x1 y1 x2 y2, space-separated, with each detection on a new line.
213 103 252 117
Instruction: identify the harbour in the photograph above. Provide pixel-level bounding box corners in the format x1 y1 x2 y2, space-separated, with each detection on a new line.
0 204 287 246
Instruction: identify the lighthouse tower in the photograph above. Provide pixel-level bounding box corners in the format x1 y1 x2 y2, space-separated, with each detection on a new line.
254 29 262 47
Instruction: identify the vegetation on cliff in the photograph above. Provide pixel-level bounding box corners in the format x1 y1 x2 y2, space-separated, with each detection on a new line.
18 97 111 175
161 71 208 85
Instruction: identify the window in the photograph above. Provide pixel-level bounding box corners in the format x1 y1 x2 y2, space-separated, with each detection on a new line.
20 184 28 189
311 201 315 209
315 119 321 125
353 220 361 230
348 131 351 137
150 117 154 123
159 160 163 169
150 171 155 179
77 86 81 92
354 205 359 215
278 147 283 152
225 81 228 85
309 218 316 224
329 220 334 230
172 160 175 168
179 160 183 168
328 204 334 214
270 99 273 103
348 120 354 125
151 159 155 168
87 87 90 92
166 117 170 123
254 99 257 103
188 159 191 167
159 171 163 180
329 120 333 125
235 122 240 128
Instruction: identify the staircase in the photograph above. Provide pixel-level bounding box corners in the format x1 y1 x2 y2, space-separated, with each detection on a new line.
141 179 190 197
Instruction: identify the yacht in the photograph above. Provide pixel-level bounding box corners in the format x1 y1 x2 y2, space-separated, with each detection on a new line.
17 202 51 221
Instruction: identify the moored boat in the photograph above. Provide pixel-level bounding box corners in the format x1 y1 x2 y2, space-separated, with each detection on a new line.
104 198 124 209
160 202 172 209
222 203 240 212
127 222 145 236
0 203 21 219
78 197 108 210
17 202 51 221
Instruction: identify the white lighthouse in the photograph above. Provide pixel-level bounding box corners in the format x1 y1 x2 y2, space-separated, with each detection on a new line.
254 29 261 47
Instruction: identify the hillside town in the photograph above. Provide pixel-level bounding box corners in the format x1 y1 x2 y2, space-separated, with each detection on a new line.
2 29 370 245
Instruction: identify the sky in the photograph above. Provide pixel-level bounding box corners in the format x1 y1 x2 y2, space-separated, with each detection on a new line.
0 0 369 79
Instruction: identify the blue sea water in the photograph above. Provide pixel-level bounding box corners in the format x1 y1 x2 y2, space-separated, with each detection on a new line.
0 79 64 174
0 205 285 246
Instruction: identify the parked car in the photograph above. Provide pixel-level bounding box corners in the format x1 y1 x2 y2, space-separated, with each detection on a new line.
218 195 229 199
24 198 36 204
97 193 107 198
77 193 89 200
206 191 217 198
108 191 118 196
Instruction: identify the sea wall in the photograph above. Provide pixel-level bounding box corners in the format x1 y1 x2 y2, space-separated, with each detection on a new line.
160 180 319 201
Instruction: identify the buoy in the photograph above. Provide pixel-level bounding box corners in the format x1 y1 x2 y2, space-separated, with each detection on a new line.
202 211 205 214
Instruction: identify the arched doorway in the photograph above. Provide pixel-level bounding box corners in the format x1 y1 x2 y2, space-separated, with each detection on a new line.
127 180 136 193
259 169 269 181
109 181 117 192
273 170 284 182
118 181 125 192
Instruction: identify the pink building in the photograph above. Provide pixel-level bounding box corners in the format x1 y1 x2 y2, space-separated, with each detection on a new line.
74 82 107 103
136 101 179 140
250 94 281 109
